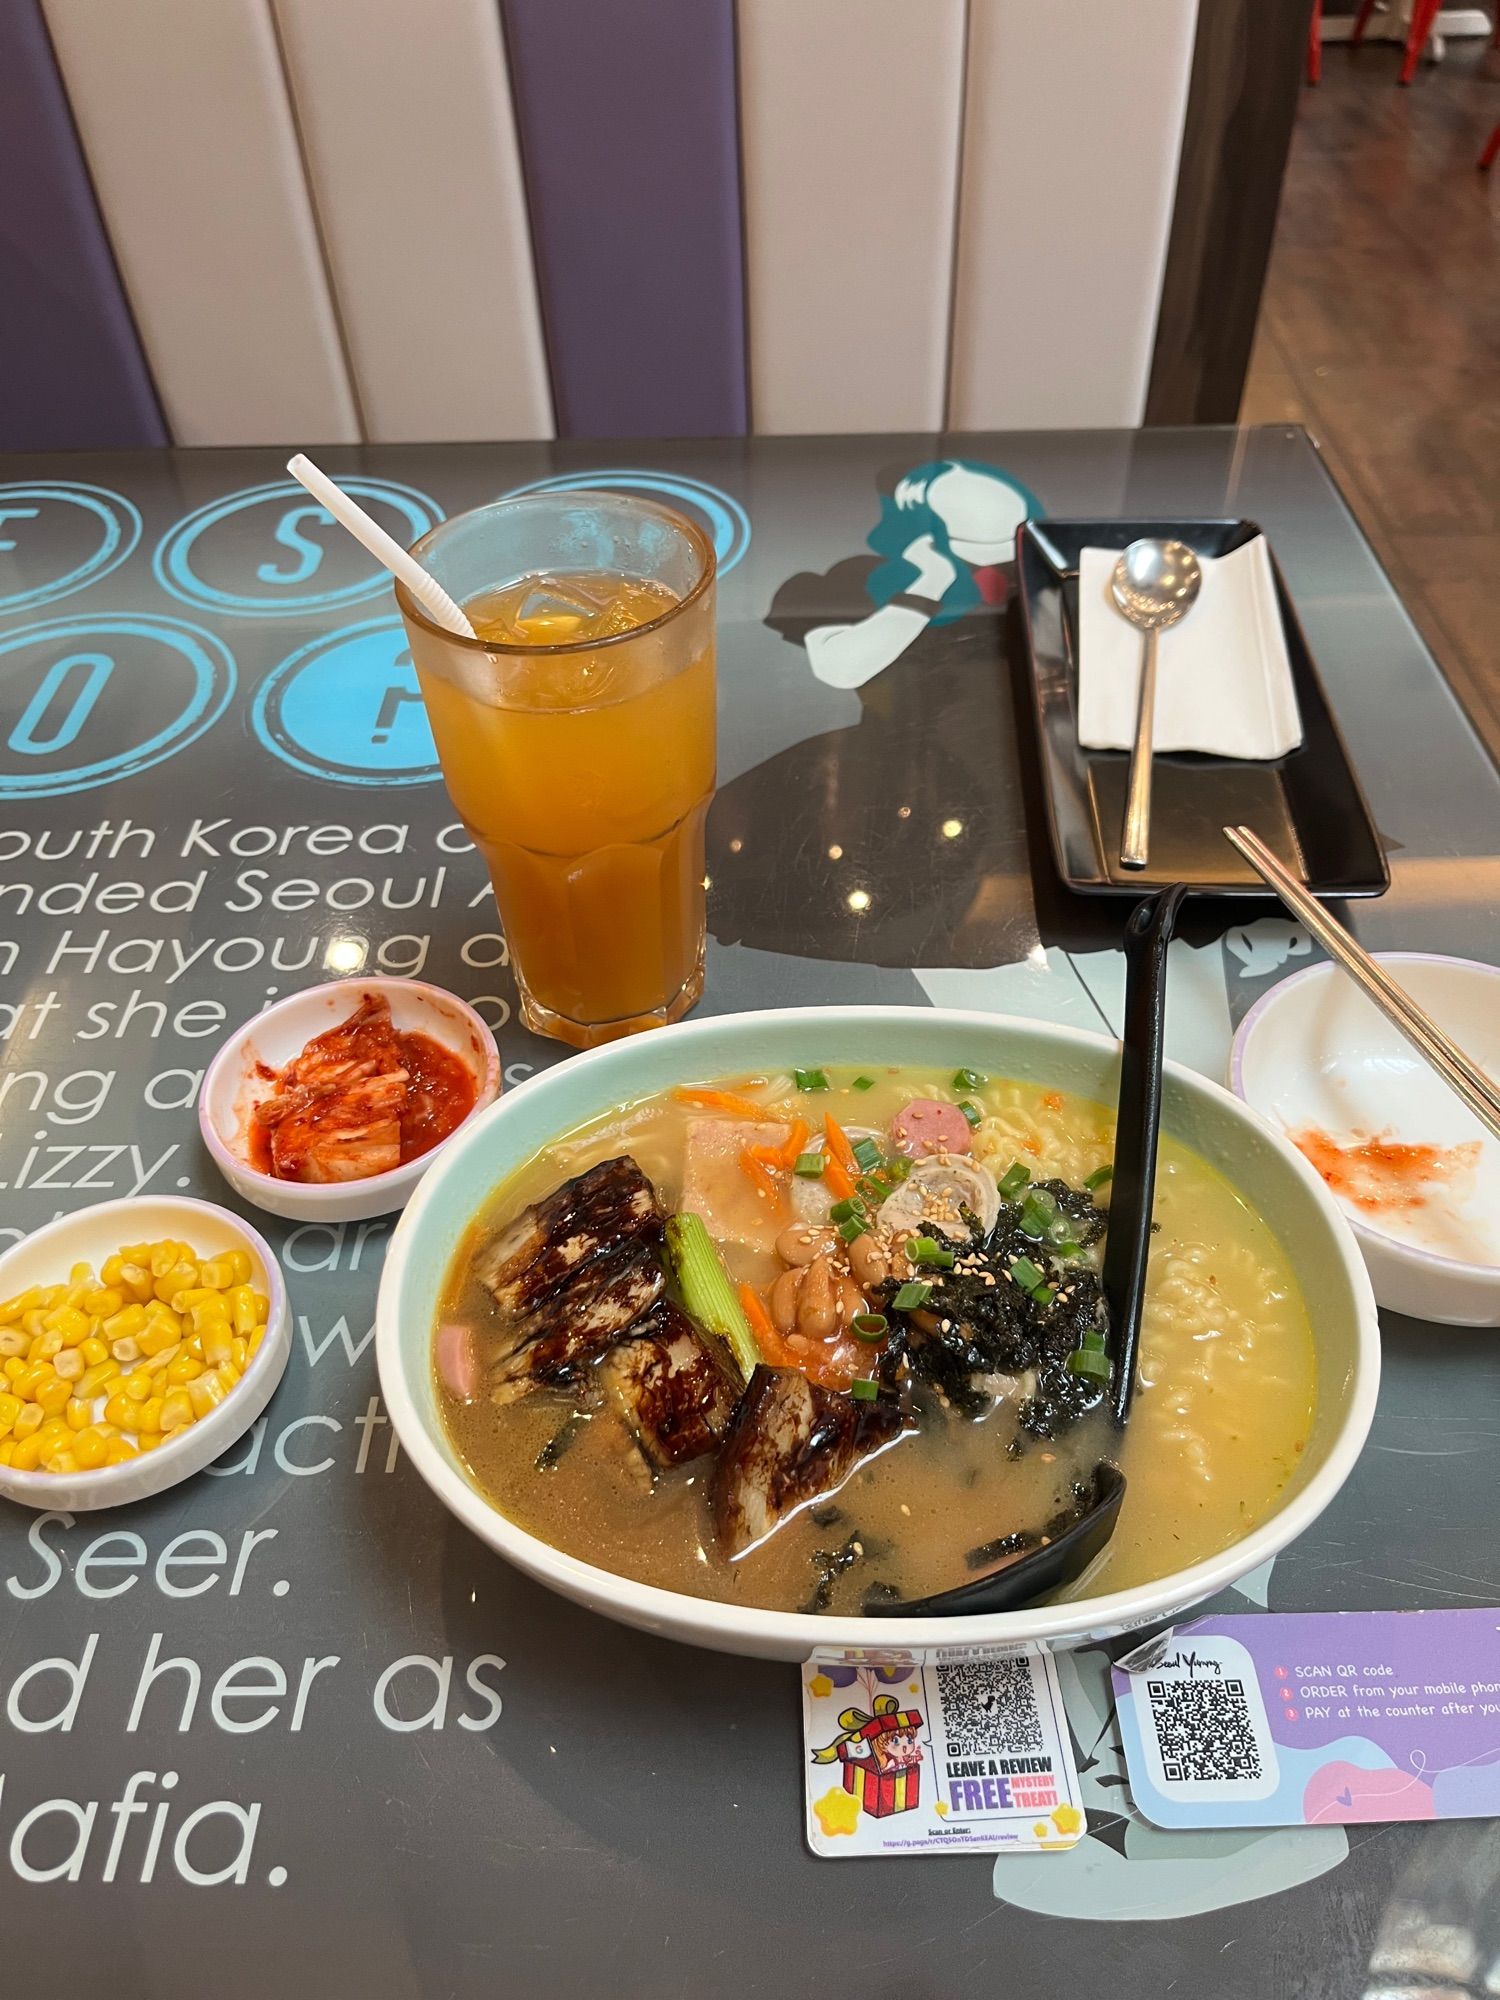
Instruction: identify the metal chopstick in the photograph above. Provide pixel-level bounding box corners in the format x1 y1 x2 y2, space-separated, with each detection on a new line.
1224 823 1500 1143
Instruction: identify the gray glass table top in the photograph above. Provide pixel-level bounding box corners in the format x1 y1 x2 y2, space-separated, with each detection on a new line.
0 426 1495 2000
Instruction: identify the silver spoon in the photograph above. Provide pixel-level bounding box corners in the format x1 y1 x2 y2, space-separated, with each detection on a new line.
1110 538 1203 870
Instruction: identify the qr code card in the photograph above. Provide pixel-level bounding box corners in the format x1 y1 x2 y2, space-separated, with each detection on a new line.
1113 1610 1500 1829
801 1652 1084 1858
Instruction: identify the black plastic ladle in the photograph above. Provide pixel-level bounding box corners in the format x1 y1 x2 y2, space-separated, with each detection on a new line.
869 883 1188 1618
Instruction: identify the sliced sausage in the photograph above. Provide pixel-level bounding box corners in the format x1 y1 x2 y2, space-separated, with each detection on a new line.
890 1098 973 1159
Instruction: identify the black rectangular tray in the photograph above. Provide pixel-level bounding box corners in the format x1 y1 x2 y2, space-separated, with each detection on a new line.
1014 517 1389 898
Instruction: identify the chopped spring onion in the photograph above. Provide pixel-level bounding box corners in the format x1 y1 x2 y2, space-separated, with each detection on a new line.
1084 1164 1114 1191
793 1151 826 1178
1067 1347 1112 1381
828 1196 866 1225
907 1236 955 1270
851 1312 888 1344
850 1376 881 1401
852 1136 882 1174
1009 1255 1045 1293
890 1280 932 1312
1017 1195 1053 1240
1081 1327 1107 1351
794 1067 830 1092
996 1161 1031 1200
664 1213 760 1383
957 1100 982 1128
857 1173 891 1204
852 1075 877 1092
1055 1239 1083 1261
837 1215 868 1243
952 1067 988 1092
884 1154 913 1183
1031 1284 1056 1308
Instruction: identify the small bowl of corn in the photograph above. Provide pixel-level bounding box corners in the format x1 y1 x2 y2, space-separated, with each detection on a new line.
0 1196 290 1511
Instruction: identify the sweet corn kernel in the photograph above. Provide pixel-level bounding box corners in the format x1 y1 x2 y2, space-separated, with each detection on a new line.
160 1389 194 1433
186 1334 205 1361
202 1324 233 1367
123 1370 153 1403
10 1434 44 1471
227 1286 257 1335
13 1363 49 1401
187 1371 228 1419
42 1449 78 1475
111 1336 142 1364
3 1357 25 1382
139 1434 162 1453
217 1362 241 1388
13 1400 44 1438
79 1335 109 1366
66 1398 92 1432
138 1319 181 1357
36 1377 72 1417
119 1264 153 1303
76 1360 119 1399
37 1416 72 1446
83 1286 123 1318
145 1342 181 1377
100 1254 126 1286
0 1392 21 1437
103 1436 139 1464
103 1393 134 1430
0 1287 42 1324
53 1349 84 1383
229 1336 248 1372
42 1304 89 1343
72 1428 109 1471
136 1396 164 1434
26 1330 63 1362
102 1304 147 1342
166 1355 203 1385
197 1256 235 1289
0 1442 13 1465
248 1325 267 1357
145 1303 183 1337
0 1329 26 1359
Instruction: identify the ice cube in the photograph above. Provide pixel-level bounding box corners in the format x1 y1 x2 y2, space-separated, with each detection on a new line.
516 577 613 640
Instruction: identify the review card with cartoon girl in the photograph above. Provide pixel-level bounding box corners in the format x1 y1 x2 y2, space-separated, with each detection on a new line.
801 1653 1083 1858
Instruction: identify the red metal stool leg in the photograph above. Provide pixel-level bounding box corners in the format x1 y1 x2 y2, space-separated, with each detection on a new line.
1400 0 1444 82
1350 0 1380 47
1481 121 1500 169
1308 0 1323 82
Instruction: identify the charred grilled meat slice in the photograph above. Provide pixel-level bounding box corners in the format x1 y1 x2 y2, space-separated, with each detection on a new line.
599 1300 736 1470
490 1239 664 1403
477 1157 662 1319
712 1366 911 1557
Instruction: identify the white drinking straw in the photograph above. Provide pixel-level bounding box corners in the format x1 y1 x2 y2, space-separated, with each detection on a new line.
285 452 477 639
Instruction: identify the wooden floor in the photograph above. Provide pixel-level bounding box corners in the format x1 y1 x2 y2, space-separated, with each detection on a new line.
1241 31 1500 762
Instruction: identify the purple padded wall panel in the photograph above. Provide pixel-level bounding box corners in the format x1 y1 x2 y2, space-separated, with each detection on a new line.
0 0 165 449
499 0 747 439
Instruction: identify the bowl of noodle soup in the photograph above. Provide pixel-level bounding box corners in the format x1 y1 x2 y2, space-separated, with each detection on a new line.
378 1007 1380 1662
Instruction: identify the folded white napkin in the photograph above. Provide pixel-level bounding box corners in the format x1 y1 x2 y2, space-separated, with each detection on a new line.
1075 536 1303 759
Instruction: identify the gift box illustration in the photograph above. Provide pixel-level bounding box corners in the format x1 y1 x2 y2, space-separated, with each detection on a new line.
812 1693 925 1818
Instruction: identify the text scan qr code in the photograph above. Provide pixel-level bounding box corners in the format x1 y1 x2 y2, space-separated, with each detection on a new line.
1146 1676 1264 1782
937 1658 1044 1757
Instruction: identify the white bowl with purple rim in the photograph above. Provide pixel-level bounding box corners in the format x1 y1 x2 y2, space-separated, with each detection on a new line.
199 977 501 1224
0 1196 290 1512
1230 952 1500 1326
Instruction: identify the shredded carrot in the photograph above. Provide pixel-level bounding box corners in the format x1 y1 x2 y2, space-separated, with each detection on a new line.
672 1085 774 1119
823 1155 856 1202
776 1117 809 1169
823 1114 858 1176
738 1283 790 1365
740 1149 785 1211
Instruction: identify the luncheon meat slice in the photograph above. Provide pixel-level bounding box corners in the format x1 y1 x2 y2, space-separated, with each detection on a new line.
712 1366 911 1557
477 1157 663 1319
599 1301 736 1470
489 1240 664 1404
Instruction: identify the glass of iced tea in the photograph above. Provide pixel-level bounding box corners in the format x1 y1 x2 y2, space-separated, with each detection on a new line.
395 492 716 1049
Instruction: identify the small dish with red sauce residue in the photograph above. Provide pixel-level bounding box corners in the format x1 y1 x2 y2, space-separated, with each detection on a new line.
200 979 501 1222
1232 952 1500 1325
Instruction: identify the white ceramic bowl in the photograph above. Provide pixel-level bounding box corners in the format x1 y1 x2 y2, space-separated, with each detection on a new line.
200 977 501 1223
377 1006 1381 1663
0 1196 290 1512
1232 953 1500 1326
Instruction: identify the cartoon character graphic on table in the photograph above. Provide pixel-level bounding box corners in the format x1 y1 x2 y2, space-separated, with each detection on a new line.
708 459 1039 971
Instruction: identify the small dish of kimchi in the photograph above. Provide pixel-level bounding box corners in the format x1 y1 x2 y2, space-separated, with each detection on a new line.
200 979 501 1221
